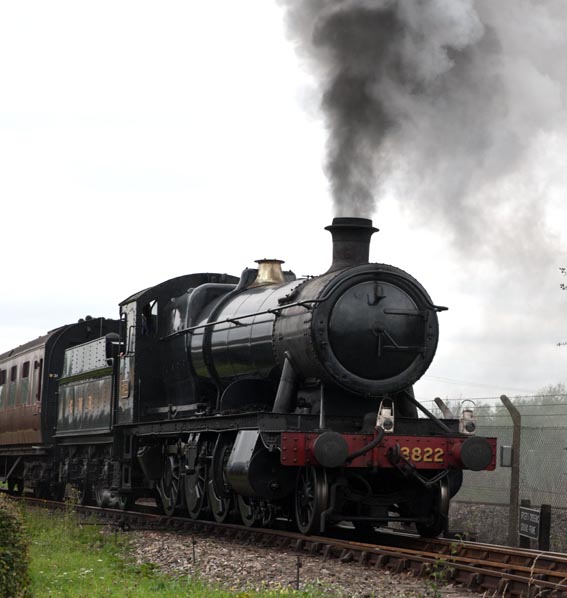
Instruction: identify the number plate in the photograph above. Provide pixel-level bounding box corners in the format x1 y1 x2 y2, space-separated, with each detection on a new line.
399 446 445 464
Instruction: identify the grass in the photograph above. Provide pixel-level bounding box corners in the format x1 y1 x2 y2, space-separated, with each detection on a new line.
22 505 322 598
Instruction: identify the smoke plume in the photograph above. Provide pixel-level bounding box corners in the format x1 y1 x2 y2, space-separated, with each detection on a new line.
280 0 567 249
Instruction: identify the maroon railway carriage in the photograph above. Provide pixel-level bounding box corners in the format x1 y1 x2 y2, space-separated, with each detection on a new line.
0 317 118 496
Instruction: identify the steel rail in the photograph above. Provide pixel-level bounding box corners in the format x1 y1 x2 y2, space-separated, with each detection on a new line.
5 493 567 597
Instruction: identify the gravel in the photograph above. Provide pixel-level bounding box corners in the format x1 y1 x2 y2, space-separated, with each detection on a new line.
125 528 478 597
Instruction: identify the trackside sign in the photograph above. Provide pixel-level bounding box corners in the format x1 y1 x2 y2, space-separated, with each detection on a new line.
519 507 540 540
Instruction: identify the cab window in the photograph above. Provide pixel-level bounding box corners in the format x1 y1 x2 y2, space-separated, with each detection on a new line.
141 300 158 335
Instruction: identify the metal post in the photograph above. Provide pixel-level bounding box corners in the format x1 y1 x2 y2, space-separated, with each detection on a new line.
434 397 455 418
501 394 521 547
539 504 551 551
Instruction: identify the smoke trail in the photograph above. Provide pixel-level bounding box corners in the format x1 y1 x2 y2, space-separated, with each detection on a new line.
280 0 567 246
281 0 567 397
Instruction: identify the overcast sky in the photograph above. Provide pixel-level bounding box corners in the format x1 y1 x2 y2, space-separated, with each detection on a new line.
0 1 565 403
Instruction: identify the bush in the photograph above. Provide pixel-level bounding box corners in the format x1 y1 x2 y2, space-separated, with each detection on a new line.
0 497 30 598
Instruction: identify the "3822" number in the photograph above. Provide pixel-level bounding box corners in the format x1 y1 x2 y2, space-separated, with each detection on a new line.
400 446 444 463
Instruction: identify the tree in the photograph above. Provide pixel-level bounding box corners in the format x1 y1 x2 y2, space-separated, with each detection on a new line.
477 383 567 427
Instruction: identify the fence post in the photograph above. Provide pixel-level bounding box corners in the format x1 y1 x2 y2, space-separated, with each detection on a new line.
501 394 521 547
539 504 551 551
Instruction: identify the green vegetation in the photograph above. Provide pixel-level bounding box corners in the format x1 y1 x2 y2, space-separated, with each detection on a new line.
0 496 31 598
424 536 463 598
23 506 319 597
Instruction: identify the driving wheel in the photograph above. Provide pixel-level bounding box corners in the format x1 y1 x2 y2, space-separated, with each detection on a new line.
184 460 208 520
237 495 258 527
157 455 181 516
294 466 328 534
207 479 231 523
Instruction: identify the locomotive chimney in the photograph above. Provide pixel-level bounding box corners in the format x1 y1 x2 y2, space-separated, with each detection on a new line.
326 217 378 272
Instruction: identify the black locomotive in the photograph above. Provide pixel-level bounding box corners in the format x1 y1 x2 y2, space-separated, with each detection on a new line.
0 218 495 536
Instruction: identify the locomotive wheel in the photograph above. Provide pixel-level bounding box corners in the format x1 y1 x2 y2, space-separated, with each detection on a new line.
260 504 275 528
294 466 328 534
115 494 134 511
7 478 23 496
94 485 111 508
184 461 208 520
64 480 90 505
157 455 181 517
78 482 90 505
207 479 232 523
207 436 234 523
237 495 258 527
33 481 51 500
415 478 450 538
74 460 93 505
50 482 65 501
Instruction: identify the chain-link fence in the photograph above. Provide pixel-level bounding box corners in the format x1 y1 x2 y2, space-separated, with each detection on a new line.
420 394 567 549
421 394 567 507
464 424 567 508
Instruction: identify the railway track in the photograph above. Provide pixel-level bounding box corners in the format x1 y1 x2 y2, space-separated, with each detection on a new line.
7 492 567 597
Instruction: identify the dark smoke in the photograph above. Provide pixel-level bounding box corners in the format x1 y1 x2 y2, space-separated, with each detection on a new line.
280 0 567 250
280 0 567 395
314 7 399 215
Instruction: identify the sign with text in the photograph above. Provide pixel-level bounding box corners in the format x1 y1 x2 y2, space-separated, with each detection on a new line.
519 507 540 540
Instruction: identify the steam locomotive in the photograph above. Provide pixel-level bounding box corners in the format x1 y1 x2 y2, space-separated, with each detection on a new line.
0 218 495 536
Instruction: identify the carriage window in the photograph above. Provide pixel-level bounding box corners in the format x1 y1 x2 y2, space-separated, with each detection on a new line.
0 370 4 410
17 361 31 405
8 366 17 407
